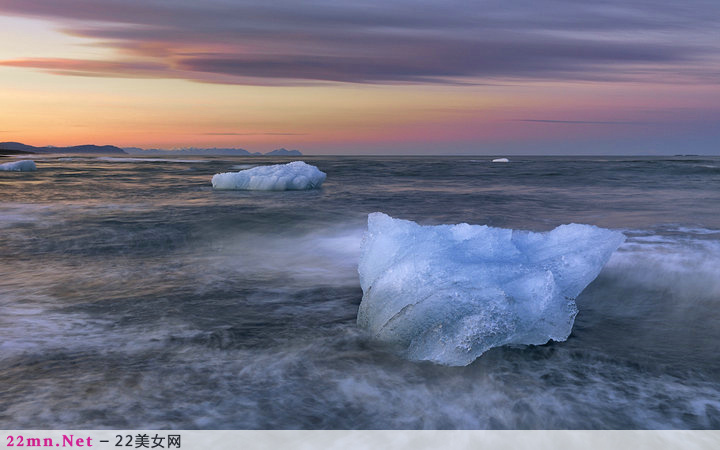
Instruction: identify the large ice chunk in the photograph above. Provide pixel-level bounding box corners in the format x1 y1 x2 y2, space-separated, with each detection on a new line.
0 160 36 172
212 161 326 190
357 213 625 366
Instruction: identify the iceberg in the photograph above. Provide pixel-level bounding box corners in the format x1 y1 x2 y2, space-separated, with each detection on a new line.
0 160 36 172
357 213 625 366
212 161 326 190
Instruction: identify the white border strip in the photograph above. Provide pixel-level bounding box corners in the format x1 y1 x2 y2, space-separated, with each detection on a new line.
2 431 720 450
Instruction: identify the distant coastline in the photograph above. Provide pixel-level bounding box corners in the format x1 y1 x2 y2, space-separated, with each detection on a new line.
0 141 302 157
125 146 302 157
0 141 125 155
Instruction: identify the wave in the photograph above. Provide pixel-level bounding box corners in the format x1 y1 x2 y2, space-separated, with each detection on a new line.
96 157 207 163
574 233 720 372
2 218 719 428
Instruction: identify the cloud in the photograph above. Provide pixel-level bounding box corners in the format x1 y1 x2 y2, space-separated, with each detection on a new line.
0 0 718 85
518 119 649 125
201 132 308 136
0 58 169 78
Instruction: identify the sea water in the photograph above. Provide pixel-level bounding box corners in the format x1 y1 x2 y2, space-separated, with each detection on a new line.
1 155 719 428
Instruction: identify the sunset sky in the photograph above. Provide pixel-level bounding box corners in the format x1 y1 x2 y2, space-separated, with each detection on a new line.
1 0 718 155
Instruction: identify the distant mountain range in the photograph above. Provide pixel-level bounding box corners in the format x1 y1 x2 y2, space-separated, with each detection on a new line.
0 142 303 157
264 148 303 156
123 147 259 156
0 141 126 154
124 146 303 156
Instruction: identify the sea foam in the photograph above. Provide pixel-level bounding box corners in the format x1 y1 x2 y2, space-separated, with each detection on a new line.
0 160 36 172
357 213 625 366
212 161 326 190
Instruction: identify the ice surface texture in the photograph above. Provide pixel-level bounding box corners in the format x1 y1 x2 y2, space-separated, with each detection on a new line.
212 161 326 190
0 160 36 171
357 213 625 366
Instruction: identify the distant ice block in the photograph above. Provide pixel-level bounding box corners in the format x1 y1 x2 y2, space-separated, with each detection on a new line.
0 160 36 172
357 213 625 366
492 158 510 163
212 161 326 190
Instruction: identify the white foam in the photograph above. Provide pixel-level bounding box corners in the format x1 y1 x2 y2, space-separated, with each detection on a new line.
0 203 58 228
606 237 720 302
0 160 36 171
202 226 363 288
231 164 258 170
492 158 510 163
357 213 625 366
212 161 326 191
673 226 720 235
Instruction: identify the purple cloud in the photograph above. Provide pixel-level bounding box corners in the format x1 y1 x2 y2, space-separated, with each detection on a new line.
0 0 718 85
201 132 308 136
518 119 650 125
0 58 169 78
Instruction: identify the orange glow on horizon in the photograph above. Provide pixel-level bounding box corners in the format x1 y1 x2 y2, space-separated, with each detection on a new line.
1 16 719 154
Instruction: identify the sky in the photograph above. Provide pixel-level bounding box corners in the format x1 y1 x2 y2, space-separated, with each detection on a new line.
0 0 719 155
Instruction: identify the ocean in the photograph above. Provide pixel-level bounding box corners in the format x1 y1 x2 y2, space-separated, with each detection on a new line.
1 155 719 429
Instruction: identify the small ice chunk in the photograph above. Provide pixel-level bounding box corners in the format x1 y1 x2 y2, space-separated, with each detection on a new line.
492 158 509 163
0 160 37 172
212 161 326 190
357 213 625 366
